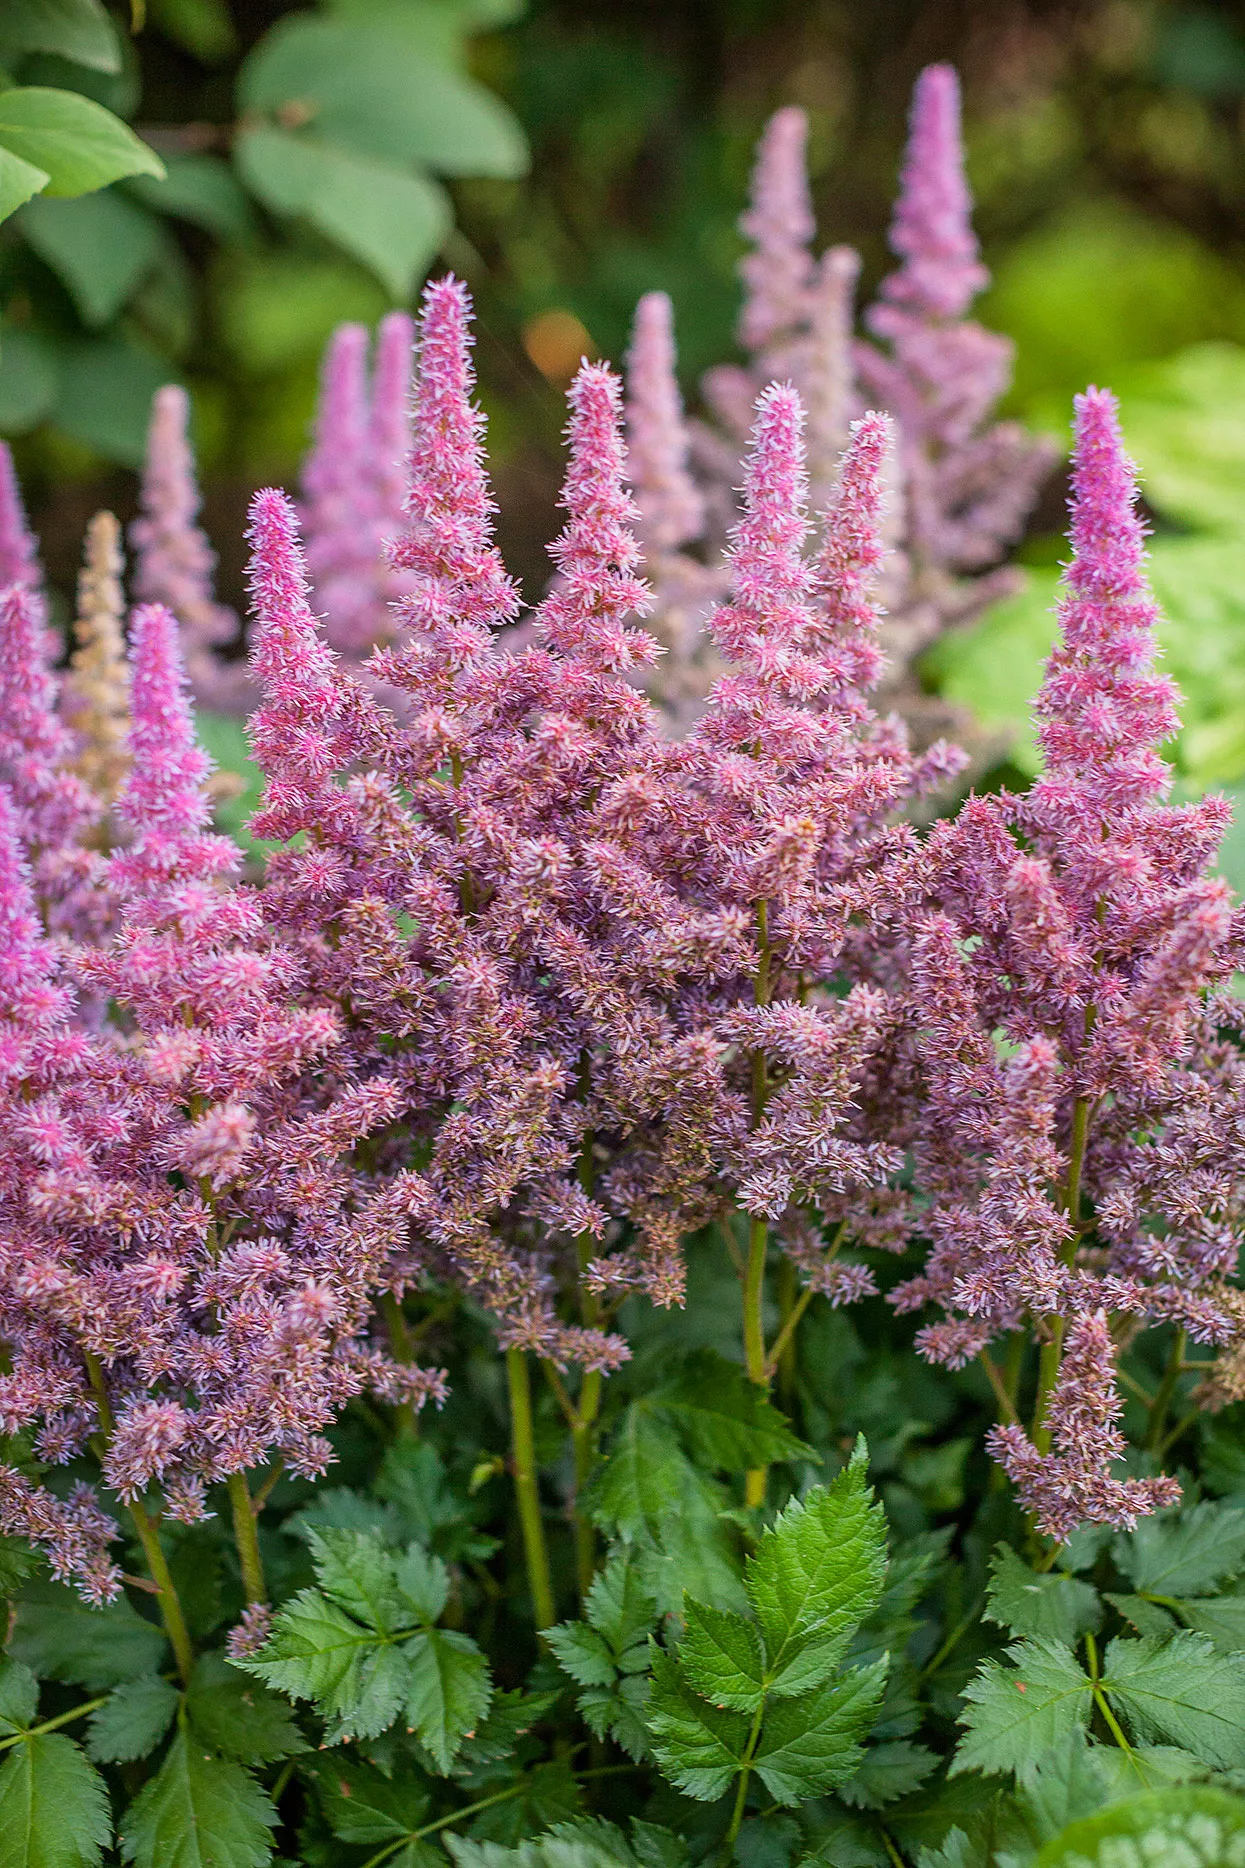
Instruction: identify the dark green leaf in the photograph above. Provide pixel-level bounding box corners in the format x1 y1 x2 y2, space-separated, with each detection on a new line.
753 1657 888 1806
645 1646 749 1802
590 1410 742 1616
0 88 162 195
0 1 120 73
235 126 449 303
238 1587 408 1742
746 1448 888 1695
677 1597 765 1713
1092 1745 1211 1798
584 1551 656 1662
545 1622 616 1690
952 1639 1093 1779
375 1440 499 1565
0 1734 110 1868
445 1818 636 1868
51 335 170 465
1104 1594 1177 1640
148 0 236 64
839 1739 938 1810
450 1688 560 1781
653 1353 814 1472
129 155 256 243
1031 1785 1245 1867
20 191 164 324
393 1545 450 1627
578 1672 650 1762
10 1580 167 1688
403 1628 491 1773
305 1754 430 1846
119 1731 277 1868
464 1761 583 1844
305 1528 417 1635
985 1547 1101 1646
0 1659 38 1737
85 1677 179 1763
1103 1632 1245 1767
184 1654 305 1764
1115 1503 1245 1598
1175 1593 1245 1652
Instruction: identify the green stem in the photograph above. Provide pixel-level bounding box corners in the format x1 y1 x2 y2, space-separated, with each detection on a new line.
1085 1632 1133 1756
83 1350 195 1686
1159 1407 1201 1460
1032 1094 1092 1456
979 1350 1020 1426
381 1293 418 1437
743 1217 769 1510
0 1696 109 1753
773 1258 798 1408
506 1348 556 1631
227 1471 266 1607
766 1280 816 1388
1147 1328 1187 1452
570 1122 603 1602
721 1702 766 1863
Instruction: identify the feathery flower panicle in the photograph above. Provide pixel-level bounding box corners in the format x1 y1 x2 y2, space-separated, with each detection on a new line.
0 583 97 864
132 385 249 714
738 106 816 359
0 441 44 596
64 512 131 815
369 308 416 539
300 322 376 655
899 387 1240 1538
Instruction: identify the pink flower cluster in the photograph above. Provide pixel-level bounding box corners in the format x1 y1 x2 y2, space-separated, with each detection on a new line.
0 145 1240 1588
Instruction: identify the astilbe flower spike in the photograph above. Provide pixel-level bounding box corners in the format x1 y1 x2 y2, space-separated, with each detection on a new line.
0 582 97 865
64 512 131 816
0 440 44 595
300 322 375 655
132 384 249 713
899 387 1238 1538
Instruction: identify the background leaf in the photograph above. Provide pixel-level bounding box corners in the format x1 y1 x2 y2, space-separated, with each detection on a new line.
118 1731 277 1868
0 88 162 196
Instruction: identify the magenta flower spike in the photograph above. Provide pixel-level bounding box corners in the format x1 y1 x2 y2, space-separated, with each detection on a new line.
301 322 375 654
132 385 246 712
0 442 43 597
368 308 416 539
738 105 816 355
534 362 656 673
877 63 989 323
625 291 705 557
0 584 95 857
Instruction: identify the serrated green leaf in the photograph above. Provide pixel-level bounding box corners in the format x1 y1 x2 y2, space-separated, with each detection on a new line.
952 1639 1093 1779
85 1677 178 1763
584 1551 656 1661
0 1733 110 1868
450 1688 560 1781
589 1409 743 1616
677 1597 765 1713
0 1 120 73
10 1580 167 1688
579 1671 651 1763
1092 1745 1211 1798
654 1352 815 1471
746 1451 888 1695
403 1628 491 1774
1175 1593 1245 1652
645 1646 749 1802
1115 1502 1245 1599
546 1621 616 1690
985 1547 1102 1646
445 1817 635 1868
1103 1632 1245 1767
119 1731 277 1868
184 1655 305 1764
393 1545 449 1627
462 1761 583 1845
0 1659 38 1736
1105 1594 1177 1639
753 1657 888 1806
306 1754 430 1846
0 88 162 195
238 1588 407 1741
1031 1784 1245 1867
20 190 164 324
306 1528 416 1635
235 126 449 303
839 1739 938 1810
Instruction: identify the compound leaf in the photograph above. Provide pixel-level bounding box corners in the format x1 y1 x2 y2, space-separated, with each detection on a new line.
985 1547 1101 1646
184 1654 305 1765
645 1647 749 1802
403 1628 491 1774
753 1658 888 1806
677 1597 765 1714
0 1733 110 1868
1102 1632 1245 1768
953 1640 1093 1779
85 1677 178 1764
119 1731 276 1868
1115 1502 1245 1599
237 1588 407 1741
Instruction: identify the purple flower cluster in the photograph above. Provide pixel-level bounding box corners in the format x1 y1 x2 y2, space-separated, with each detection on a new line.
0 141 1240 1593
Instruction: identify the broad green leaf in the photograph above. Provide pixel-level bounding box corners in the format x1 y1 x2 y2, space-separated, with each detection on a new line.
0 1 120 73
0 88 162 195
985 1547 1101 1646
655 1352 814 1471
184 1655 305 1764
375 1438 499 1564
545 1621 616 1690
746 1448 888 1695
52 335 169 465
1112 343 1245 534
645 1646 749 1802
1031 1785 1245 1867
119 1731 277 1868
1103 1632 1245 1768
305 1528 416 1635
754 1657 888 1806
393 1544 450 1627
1105 1594 1177 1640
10 1580 167 1688
0 1658 38 1736
128 155 256 243
839 1739 938 1810
0 1535 36 1599
0 1735 110 1868
20 191 163 324
403 1627 491 1773
236 126 449 303
147 0 236 63
238 15 527 177
238 1588 407 1741
1176 1594 1245 1653
1092 1745 1211 1798
677 1597 765 1713
305 1754 430 1846
952 1639 1093 1779
584 1551 655 1664
0 147 49 223
589 1409 743 1616
1115 1503 1245 1599
85 1677 178 1763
